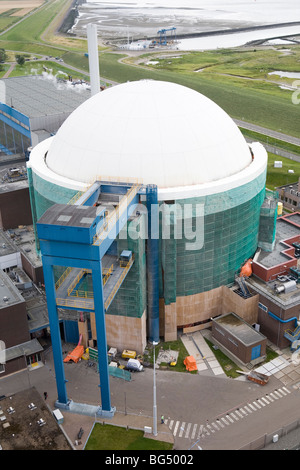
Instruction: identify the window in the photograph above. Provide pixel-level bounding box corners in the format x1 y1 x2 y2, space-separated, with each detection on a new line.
258 302 268 312
228 337 238 347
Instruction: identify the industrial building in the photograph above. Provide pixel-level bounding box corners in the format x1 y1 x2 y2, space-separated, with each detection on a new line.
1 70 300 417
24 76 274 414
0 267 45 376
248 212 300 350
277 177 300 212
0 75 90 159
212 312 267 365
27 78 269 355
0 165 32 230
0 27 297 415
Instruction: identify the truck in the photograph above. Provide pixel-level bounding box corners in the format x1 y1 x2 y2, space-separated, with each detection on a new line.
126 358 143 372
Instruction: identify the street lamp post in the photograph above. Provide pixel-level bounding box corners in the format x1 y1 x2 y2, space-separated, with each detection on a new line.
153 341 158 436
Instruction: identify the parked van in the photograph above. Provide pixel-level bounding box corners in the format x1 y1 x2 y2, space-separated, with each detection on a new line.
126 358 143 372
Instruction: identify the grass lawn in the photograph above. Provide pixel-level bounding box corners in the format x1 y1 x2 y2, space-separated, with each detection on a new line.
266 152 300 190
5 59 89 81
132 47 300 138
146 339 197 374
204 338 241 378
85 423 173 450
1 0 66 43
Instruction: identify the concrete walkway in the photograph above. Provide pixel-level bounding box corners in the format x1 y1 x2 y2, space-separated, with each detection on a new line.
60 408 174 450
181 331 225 376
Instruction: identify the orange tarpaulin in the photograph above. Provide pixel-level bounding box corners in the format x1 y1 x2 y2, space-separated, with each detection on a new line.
183 356 197 371
240 259 252 277
63 345 84 363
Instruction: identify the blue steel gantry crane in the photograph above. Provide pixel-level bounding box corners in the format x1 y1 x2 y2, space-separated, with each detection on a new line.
37 181 160 418
157 27 176 45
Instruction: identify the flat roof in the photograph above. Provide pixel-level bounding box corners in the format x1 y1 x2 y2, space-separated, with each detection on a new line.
38 204 98 228
247 275 300 309
5 226 42 269
213 312 266 346
0 76 90 119
0 230 17 256
0 164 28 193
22 285 50 333
4 338 43 361
256 217 300 268
0 269 24 309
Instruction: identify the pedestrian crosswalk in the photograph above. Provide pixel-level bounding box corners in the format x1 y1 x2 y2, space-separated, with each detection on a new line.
164 386 291 440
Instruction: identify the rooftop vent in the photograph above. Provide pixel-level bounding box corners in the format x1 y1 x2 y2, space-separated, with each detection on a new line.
37 418 46 427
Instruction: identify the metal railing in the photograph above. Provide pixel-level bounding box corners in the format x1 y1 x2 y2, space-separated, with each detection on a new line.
67 269 90 296
104 258 133 310
93 184 141 245
56 260 132 310
66 266 114 298
69 289 94 299
284 325 300 341
56 297 93 309
67 191 84 205
103 264 114 285
55 267 72 290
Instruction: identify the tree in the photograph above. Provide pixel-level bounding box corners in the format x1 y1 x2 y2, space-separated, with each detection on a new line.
15 55 25 66
0 49 7 63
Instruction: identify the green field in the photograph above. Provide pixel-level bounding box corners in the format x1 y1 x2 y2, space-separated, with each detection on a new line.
0 0 299 142
128 48 300 137
0 59 89 81
266 152 300 190
1 0 64 43
57 48 300 137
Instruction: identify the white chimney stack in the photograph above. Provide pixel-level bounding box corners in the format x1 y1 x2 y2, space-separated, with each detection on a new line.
87 23 100 96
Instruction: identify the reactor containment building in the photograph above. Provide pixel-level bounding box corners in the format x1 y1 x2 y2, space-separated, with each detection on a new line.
27 79 268 356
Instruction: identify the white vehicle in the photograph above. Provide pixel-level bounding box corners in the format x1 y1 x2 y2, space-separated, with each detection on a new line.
126 358 143 372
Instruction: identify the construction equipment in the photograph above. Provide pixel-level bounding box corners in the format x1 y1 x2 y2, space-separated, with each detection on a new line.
235 276 252 298
247 370 269 386
122 349 136 359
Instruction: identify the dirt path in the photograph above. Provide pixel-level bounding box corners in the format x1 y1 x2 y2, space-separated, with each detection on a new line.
3 62 16 78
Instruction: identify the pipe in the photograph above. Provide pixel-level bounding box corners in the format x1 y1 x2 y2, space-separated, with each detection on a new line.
146 184 160 343
267 311 298 327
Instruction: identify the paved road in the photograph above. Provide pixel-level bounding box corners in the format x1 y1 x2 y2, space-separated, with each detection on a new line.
234 119 300 147
1 346 300 450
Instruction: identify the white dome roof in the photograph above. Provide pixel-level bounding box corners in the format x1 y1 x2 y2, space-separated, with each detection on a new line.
46 80 252 188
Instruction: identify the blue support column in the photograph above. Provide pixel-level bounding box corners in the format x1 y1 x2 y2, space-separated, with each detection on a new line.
146 184 160 343
92 262 115 416
42 259 69 407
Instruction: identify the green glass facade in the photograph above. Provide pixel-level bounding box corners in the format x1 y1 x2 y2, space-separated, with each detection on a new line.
27 168 78 251
28 167 266 319
160 171 266 305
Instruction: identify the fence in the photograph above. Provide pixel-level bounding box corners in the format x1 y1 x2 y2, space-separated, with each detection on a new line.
238 418 300 450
